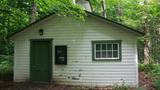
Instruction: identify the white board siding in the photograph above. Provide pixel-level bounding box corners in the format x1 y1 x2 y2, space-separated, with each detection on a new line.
12 15 139 87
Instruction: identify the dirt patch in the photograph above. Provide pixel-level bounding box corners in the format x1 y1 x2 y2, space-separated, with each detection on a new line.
0 82 91 90
139 71 155 90
0 81 140 90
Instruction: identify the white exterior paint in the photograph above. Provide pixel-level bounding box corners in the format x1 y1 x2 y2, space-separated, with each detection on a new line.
12 15 139 87
75 0 92 12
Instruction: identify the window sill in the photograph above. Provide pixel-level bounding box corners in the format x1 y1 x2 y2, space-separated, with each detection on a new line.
93 59 121 62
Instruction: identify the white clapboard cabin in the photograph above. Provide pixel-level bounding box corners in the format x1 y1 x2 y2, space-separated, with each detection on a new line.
8 0 144 87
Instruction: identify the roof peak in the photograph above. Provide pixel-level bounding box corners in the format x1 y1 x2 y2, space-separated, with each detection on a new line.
8 11 144 39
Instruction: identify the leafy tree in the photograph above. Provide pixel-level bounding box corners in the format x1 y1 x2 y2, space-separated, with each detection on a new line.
0 0 85 55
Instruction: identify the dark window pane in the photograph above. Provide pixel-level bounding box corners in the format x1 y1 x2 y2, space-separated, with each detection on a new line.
96 52 101 58
107 51 112 58
96 44 100 50
102 44 106 50
102 51 106 58
113 44 118 50
107 44 112 50
113 51 118 58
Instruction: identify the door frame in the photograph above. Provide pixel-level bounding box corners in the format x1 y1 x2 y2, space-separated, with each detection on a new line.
30 39 53 82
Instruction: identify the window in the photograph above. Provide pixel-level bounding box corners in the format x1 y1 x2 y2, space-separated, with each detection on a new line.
55 46 67 65
92 40 121 61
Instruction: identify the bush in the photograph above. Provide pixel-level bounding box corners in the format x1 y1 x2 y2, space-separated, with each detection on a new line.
0 55 13 81
151 65 160 77
139 64 160 90
139 64 145 71
139 64 154 73
112 84 130 90
154 80 160 90
151 65 160 89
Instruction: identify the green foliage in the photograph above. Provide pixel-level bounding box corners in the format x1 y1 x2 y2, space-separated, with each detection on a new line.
112 84 130 90
151 65 160 77
0 55 13 75
139 64 160 75
0 0 86 39
138 64 145 71
139 64 154 72
151 65 160 89
36 0 86 20
90 0 142 29
0 55 13 81
139 64 160 89
0 0 30 38
154 80 160 90
90 0 102 14
0 41 14 55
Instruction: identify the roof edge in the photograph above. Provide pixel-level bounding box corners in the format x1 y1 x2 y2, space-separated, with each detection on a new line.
7 11 144 39
7 12 56 39
86 11 144 36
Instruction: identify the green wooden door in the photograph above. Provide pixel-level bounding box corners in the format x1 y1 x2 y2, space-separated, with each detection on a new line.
30 40 52 82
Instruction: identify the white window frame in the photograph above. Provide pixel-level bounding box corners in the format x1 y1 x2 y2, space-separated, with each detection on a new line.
92 40 121 61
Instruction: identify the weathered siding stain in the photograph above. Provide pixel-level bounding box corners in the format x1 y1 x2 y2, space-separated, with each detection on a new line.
13 15 139 87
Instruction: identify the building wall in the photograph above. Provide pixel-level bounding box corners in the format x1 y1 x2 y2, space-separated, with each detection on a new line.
12 15 139 87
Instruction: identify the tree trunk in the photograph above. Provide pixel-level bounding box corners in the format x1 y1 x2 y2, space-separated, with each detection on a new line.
143 0 150 64
144 39 150 64
116 0 123 22
101 0 106 18
143 17 150 64
30 0 37 23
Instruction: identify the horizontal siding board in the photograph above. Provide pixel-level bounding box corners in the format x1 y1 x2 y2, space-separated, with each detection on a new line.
53 68 136 71
52 80 136 83
52 71 136 73
54 74 135 78
53 70 136 73
53 78 136 81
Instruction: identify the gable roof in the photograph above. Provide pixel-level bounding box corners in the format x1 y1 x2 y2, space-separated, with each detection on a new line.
8 11 144 39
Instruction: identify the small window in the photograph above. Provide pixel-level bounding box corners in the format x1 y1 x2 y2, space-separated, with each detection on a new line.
92 40 121 61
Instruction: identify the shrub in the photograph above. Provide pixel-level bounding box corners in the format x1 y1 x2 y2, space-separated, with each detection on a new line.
112 84 130 90
139 64 145 71
139 64 154 73
139 64 160 90
0 60 12 74
151 65 160 77
0 55 13 81
151 65 160 90
154 80 160 90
